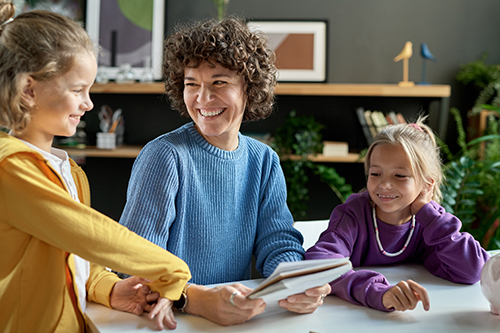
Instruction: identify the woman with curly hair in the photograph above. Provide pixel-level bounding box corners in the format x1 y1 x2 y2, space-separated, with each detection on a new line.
119 17 330 326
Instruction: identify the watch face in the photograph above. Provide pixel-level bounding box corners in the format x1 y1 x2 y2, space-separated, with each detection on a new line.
173 293 186 311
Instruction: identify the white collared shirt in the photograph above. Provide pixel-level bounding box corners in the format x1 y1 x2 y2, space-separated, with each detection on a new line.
21 140 90 312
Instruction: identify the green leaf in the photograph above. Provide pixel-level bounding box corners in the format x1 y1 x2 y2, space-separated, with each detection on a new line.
459 156 475 168
463 180 481 187
482 104 500 111
460 188 484 195
442 203 454 213
468 134 500 146
460 216 477 225
449 162 466 177
445 178 462 189
442 196 456 206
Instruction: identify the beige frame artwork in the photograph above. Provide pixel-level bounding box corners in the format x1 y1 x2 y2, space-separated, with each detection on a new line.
247 21 327 82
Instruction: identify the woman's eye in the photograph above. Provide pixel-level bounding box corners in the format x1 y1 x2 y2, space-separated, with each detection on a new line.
370 172 380 177
396 174 409 178
214 80 226 85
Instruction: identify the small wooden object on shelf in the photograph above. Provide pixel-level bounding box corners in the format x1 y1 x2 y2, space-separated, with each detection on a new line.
393 41 415 87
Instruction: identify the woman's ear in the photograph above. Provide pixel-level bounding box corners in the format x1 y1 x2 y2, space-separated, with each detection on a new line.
20 75 36 107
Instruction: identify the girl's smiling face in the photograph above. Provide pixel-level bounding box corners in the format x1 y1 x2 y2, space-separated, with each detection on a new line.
18 52 96 152
367 143 423 225
183 60 247 151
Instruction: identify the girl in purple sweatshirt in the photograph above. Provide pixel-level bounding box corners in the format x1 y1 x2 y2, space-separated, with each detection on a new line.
305 117 489 312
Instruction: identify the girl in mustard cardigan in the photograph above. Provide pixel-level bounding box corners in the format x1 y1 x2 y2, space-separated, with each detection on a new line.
0 3 190 332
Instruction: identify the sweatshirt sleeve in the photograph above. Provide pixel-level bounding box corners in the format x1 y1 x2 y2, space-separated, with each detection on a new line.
86 263 121 308
417 201 489 284
254 151 305 277
2 154 190 301
305 198 393 311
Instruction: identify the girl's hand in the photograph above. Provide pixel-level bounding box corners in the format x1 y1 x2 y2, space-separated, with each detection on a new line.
149 298 177 330
382 279 430 312
109 276 159 315
410 181 434 215
278 283 331 313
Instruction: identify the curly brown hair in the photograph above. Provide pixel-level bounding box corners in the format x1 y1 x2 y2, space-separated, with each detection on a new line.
163 17 277 121
0 4 94 133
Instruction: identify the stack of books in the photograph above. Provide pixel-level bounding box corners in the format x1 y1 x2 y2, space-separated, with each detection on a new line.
356 107 407 145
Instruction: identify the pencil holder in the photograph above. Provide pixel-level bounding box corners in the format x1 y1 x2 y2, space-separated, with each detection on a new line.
96 132 116 149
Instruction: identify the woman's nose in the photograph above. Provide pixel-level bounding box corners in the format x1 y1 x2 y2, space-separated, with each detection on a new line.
197 85 215 103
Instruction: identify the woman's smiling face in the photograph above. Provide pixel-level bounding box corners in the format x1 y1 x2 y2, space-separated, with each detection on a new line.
183 61 247 151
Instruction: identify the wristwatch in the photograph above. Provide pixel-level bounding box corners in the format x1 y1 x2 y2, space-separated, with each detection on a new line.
172 283 191 312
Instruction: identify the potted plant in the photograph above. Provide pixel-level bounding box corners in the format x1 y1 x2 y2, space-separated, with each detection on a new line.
212 0 229 21
456 54 500 117
439 107 500 250
272 110 353 219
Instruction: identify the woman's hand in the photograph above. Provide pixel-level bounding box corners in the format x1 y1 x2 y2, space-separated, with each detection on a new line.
109 276 159 315
278 283 331 313
382 279 430 311
183 283 266 326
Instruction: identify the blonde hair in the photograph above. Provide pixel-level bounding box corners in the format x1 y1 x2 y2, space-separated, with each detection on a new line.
0 2 95 133
364 116 443 203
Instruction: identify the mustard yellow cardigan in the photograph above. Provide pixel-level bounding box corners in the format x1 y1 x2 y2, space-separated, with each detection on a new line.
0 132 190 332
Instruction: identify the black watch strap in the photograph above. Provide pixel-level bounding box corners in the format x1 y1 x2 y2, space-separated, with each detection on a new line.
172 292 187 312
172 283 191 312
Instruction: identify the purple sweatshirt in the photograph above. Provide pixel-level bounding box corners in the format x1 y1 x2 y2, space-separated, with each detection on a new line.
305 191 489 311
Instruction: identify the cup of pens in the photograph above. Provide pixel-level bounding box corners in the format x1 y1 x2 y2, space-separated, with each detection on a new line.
96 132 116 149
97 105 123 149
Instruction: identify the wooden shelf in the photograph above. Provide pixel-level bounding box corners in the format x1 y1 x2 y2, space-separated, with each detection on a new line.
60 145 142 158
61 145 361 163
90 83 165 94
275 83 451 97
90 82 450 97
85 82 450 160
282 153 363 163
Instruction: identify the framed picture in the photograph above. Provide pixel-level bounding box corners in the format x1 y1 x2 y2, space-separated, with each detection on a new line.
14 0 85 22
247 20 327 82
86 0 165 81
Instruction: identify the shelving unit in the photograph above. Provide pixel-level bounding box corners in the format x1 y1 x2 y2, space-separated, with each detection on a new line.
61 145 142 158
80 82 452 221
90 82 451 97
61 147 362 162
81 82 451 162
283 153 362 163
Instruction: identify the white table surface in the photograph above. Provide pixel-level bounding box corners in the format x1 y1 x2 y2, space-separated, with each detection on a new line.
86 263 500 332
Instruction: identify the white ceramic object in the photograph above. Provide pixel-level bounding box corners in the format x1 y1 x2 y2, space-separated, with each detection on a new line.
96 132 116 150
480 254 500 315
